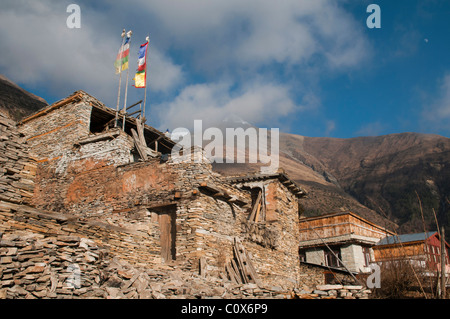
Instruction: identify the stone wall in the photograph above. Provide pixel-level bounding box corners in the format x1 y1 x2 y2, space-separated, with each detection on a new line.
30 149 304 289
0 112 35 205
18 92 91 163
11 90 308 292
0 201 292 299
0 201 371 299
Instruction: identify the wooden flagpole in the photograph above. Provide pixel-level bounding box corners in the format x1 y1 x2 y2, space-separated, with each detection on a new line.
142 35 150 124
122 30 133 131
115 29 126 128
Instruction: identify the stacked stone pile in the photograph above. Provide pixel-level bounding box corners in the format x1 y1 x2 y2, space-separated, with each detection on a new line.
0 199 373 299
0 228 291 299
0 221 372 299
292 284 371 299
0 232 108 299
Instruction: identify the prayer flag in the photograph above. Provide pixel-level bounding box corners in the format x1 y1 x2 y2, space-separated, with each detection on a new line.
133 40 149 88
114 35 131 74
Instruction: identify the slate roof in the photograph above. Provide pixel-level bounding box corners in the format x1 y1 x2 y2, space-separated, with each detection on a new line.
377 231 437 246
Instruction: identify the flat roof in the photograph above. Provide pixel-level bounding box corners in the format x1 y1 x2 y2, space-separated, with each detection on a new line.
300 210 386 227
227 172 307 198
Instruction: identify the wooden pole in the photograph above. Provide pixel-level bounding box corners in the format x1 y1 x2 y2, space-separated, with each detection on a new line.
440 226 446 299
115 29 126 128
122 30 133 131
142 35 150 124
122 65 130 131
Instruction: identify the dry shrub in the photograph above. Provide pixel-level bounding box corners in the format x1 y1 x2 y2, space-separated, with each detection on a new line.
373 259 426 299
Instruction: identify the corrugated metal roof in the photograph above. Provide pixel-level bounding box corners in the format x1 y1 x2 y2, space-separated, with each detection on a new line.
377 231 437 246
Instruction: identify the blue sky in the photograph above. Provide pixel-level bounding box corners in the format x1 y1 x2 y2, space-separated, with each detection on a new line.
1 0 450 138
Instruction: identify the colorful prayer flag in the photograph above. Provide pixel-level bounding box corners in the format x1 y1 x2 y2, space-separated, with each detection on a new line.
133 40 149 88
114 34 131 74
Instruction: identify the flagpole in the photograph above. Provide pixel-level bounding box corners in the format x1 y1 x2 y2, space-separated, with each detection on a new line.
115 29 126 128
122 30 133 131
142 35 150 124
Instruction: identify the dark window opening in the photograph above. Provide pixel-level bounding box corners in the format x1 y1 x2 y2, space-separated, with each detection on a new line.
88 106 175 155
324 248 342 268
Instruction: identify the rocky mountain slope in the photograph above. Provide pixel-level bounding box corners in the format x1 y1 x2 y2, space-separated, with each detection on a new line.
279 132 450 234
0 74 48 121
212 119 449 235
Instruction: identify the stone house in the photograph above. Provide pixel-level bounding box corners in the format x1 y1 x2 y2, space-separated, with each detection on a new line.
298 211 394 274
15 90 307 289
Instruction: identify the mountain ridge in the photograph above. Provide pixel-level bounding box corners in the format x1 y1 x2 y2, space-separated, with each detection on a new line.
1 75 448 236
0 74 48 121
279 131 450 235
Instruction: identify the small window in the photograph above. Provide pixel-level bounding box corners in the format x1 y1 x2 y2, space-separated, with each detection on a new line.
324 248 342 268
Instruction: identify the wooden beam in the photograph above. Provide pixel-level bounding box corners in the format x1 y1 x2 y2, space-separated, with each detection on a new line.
144 201 177 210
254 200 262 223
230 258 243 284
20 92 83 124
232 237 260 286
225 262 239 284
198 182 235 202
131 128 148 161
248 190 262 222
126 109 142 117
77 129 120 145
126 100 143 111
199 257 207 278
241 242 261 287
135 118 147 146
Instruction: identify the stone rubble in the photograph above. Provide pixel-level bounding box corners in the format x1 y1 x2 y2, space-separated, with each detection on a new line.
0 205 371 299
0 229 371 299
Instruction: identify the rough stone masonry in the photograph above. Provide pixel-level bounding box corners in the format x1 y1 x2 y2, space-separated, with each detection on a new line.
0 91 367 299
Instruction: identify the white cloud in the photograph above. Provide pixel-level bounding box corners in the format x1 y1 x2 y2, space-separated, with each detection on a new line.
0 0 183 106
0 0 370 131
423 73 450 132
355 121 386 137
147 49 183 93
325 120 336 136
134 0 369 71
156 81 300 130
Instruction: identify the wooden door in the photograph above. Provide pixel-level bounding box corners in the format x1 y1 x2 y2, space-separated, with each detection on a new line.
159 211 176 262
